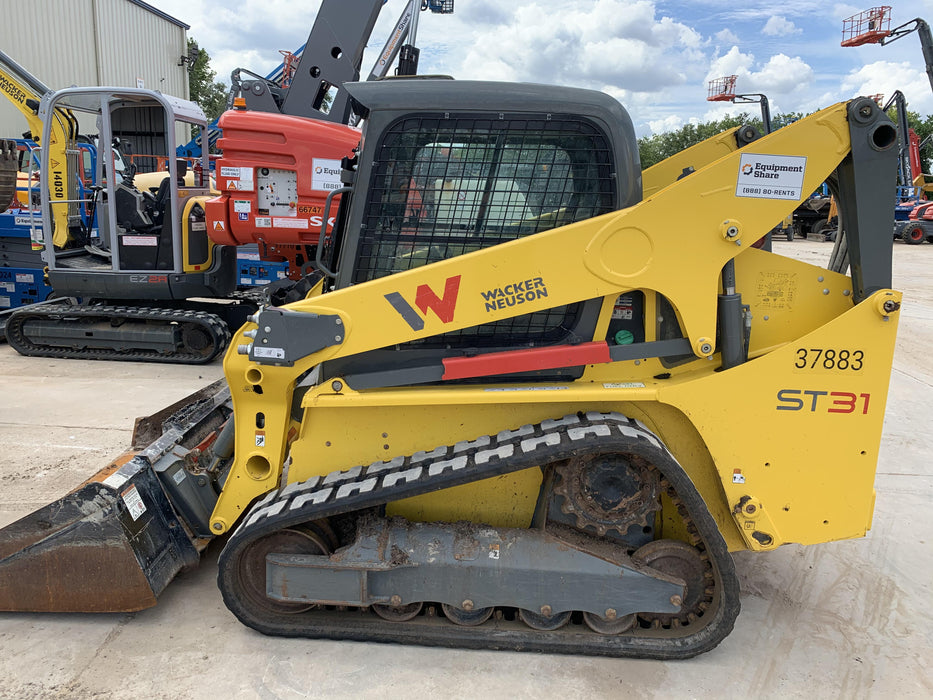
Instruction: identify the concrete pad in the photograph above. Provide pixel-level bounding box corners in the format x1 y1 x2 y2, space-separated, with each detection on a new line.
0 240 931 698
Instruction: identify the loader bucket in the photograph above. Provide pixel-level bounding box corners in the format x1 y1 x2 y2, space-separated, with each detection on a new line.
0 380 231 612
0 471 199 612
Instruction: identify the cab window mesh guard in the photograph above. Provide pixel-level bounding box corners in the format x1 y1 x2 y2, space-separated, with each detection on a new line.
355 113 616 347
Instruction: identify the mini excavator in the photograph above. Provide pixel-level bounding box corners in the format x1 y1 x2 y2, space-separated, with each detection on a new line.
0 77 901 659
0 0 450 363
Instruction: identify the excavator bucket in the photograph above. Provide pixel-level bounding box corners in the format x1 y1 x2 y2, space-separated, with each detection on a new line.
0 380 231 612
0 139 17 210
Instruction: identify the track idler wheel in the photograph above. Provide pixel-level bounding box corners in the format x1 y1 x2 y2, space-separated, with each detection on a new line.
441 602 494 626
233 526 330 615
632 539 707 627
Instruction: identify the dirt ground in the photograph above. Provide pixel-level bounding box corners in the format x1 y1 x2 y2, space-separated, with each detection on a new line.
0 240 930 699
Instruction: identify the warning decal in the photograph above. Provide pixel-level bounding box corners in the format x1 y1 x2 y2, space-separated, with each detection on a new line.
273 217 309 229
736 153 807 200
121 485 147 521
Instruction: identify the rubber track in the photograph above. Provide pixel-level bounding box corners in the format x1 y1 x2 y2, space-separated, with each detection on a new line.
5 303 231 364
218 411 741 659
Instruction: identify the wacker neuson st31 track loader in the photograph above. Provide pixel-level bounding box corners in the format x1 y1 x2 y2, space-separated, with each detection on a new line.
0 79 901 659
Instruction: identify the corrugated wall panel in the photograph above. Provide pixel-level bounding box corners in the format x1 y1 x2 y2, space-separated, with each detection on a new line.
0 0 98 136
0 0 188 136
96 0 188 99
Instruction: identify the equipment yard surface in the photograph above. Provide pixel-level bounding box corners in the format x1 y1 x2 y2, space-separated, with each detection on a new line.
0 240 931 699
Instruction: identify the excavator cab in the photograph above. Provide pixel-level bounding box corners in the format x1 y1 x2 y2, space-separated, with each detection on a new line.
35 88 236 300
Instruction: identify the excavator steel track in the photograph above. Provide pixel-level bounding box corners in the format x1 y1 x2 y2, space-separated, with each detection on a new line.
5 303 231 364
218 412 740 659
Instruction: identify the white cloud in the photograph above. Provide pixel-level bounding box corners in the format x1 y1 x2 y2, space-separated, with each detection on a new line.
705 49 812 96
762 16 802 37
753 54 813 94
648 114 685 134
445 0 703 94
715 28 740 45
832 4 862 21
841 61 933 113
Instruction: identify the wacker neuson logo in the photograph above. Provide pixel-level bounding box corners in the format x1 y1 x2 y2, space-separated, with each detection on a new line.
480 277 548 312
736 154 807 200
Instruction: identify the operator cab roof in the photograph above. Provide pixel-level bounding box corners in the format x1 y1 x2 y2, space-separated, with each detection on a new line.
344 79 631 126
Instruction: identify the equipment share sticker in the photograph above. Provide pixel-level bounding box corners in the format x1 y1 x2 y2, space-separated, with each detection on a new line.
736 153 807 200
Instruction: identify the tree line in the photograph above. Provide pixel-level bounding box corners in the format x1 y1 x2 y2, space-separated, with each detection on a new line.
638 108 933 173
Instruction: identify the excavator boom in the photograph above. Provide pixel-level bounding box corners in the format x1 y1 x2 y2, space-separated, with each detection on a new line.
0 50 79 247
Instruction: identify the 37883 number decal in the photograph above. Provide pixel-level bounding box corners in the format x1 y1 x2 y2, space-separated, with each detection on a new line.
795 348 863 371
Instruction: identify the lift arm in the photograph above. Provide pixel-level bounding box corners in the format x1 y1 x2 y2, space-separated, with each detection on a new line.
882 91 914 190
231 0 385 122
0 50 79 247
232 0 454 122
880 18 933 94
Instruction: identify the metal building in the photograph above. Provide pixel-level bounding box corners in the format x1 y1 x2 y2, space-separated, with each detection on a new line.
0 0 190 139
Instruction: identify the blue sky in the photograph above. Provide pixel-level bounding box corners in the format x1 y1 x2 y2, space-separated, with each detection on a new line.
151 0 933 136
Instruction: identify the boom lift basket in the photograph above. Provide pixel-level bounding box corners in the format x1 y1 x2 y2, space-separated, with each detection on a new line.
424 0 454 13
707 75 737 102
841 6 892 47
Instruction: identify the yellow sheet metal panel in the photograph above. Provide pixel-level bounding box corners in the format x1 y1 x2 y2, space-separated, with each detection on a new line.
659 289 901 549
642 126 746 199
734 247 854 354
385 470 544 529
213 388 743 549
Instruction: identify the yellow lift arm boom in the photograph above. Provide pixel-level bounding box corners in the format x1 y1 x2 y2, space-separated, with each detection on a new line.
0 49 78 247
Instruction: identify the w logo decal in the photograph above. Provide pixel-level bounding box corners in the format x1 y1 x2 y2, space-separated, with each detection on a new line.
385 276 461 331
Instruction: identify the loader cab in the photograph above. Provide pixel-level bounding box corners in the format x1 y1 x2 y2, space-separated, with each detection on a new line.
38 87 235 300
322 80 649 383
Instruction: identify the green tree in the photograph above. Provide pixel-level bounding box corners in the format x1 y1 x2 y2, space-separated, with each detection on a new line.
187 38 228 121
637 112 809 169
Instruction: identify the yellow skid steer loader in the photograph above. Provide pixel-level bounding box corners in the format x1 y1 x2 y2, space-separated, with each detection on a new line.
0 80 901 659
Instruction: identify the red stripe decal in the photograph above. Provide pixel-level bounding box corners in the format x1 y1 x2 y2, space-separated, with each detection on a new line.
442 341 612 381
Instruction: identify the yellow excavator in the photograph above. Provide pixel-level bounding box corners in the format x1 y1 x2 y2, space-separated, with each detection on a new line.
0 49 81 247
0 78 901 659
